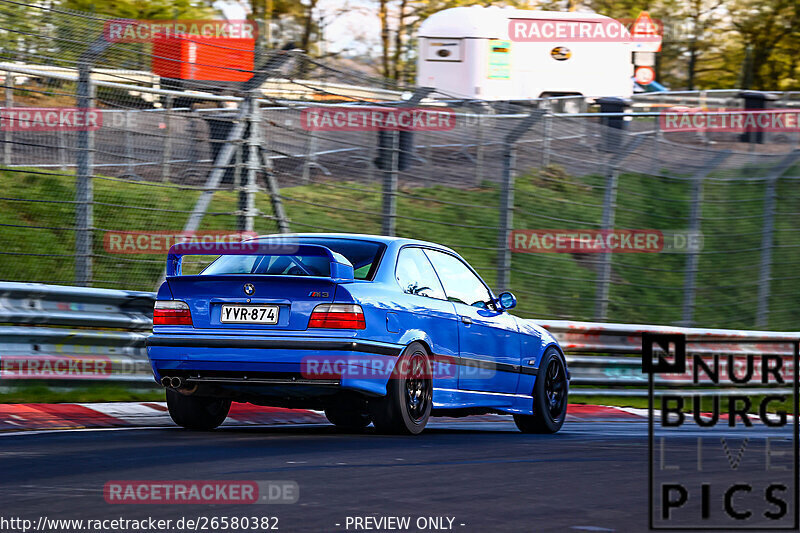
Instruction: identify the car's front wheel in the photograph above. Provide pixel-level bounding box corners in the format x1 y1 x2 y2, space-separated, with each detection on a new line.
166 389 231 430
514 348 568 434
369 342 432 435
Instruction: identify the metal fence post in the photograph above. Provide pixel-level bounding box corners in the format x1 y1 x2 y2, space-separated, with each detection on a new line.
3 71 13 165
381 131 400 236
541 98 552 168
652 113 661 174
475 113 484 186
160 95 173 182
74 35 114 287
593 137 644 321
233 139 244 231
681 151 731 326
302 132 317 183
75 65 95 286
123 109 136 177
756 150 800 328
594 167 618 322
244 100 261 232
260 145 291 234
497 111 544 292
379 87 434 236
58 130 68 171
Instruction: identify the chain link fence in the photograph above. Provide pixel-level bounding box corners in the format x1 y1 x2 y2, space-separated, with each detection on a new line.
1 1 799 331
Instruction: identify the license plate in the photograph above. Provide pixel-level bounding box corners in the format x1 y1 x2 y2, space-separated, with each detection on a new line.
220 305 279 324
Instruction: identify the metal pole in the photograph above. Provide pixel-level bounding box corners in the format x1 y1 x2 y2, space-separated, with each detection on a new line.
497 141 516 293
594 166 618 322
681 151 731 326
234 139 244 231
58 130 68 171
244 100 260 232
124 109 135 176
3 71 13 165
160 95 173 182
755 150 800 328
496 110 544 292
302 133 316 184
378 87 435 236
75 65 95 286
593 137 644 321
475 113 484 186
381 131 399 236
258 146 290 233
652 114 661 174
542 98 552 168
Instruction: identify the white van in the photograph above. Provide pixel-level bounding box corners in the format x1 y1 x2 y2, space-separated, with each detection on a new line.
417 6 634 101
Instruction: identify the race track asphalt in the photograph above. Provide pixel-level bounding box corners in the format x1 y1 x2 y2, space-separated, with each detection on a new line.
0 417 794 533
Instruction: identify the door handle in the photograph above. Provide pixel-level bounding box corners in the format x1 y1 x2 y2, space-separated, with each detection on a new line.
461 316 472 325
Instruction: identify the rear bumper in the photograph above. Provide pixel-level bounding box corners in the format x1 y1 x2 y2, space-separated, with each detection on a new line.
146 334 404 396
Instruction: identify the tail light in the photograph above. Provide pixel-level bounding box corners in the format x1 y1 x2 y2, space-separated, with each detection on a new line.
308 304 366 329
154 300 192 326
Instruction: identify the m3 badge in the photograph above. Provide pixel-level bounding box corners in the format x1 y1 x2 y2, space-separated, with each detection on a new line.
308 291 329 298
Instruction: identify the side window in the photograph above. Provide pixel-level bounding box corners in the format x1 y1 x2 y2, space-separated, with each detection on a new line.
424 249 492 309
395 247 446 300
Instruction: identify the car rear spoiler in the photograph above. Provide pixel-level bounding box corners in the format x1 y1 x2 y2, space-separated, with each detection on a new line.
165 242 355 280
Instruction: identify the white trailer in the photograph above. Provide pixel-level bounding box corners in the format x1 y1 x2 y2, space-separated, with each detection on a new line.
417 6 634 101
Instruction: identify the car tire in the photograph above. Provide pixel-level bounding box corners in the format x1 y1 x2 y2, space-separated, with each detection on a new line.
324 406 371 430
166 389 231 431
369 342 432 435
514 348 568 434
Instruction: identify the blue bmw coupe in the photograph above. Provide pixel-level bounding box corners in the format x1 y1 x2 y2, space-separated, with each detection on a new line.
146 233 569 435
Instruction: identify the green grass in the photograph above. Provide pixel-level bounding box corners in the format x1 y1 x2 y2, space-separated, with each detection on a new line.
1 162 798 329
0 383 164 403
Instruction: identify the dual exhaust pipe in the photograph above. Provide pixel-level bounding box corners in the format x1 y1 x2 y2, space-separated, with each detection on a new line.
160 376 185 389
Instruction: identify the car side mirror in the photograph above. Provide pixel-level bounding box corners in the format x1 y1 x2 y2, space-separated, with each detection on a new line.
497 291 517 310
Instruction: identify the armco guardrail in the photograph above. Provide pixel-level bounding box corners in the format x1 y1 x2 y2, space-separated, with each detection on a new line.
541 320 798 396
0 282 155 382
0 283 797 393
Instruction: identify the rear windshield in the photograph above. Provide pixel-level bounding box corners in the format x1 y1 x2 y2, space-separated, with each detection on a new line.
199 238 385 280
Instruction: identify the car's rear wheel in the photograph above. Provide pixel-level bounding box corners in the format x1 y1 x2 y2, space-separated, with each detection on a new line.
166 389 231 430
514 348 568 434
369 342 432 435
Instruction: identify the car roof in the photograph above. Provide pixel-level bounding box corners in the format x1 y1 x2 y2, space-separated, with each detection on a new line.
251 233 457 253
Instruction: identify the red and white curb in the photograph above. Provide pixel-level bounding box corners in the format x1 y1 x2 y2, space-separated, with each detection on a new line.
0 403 646 432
